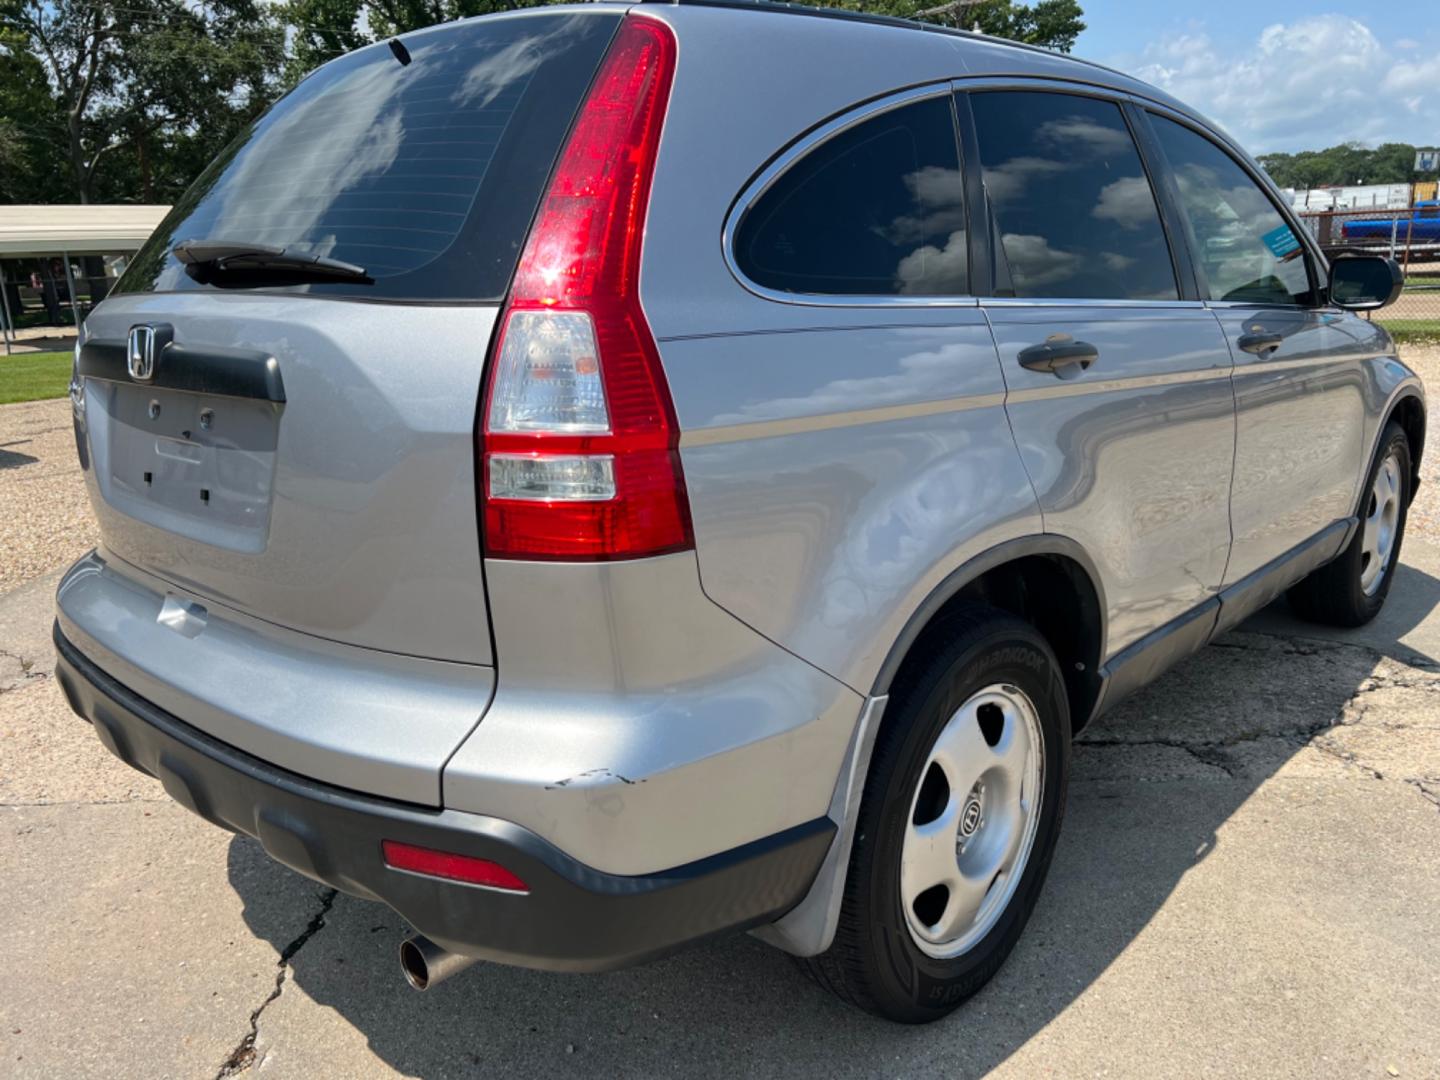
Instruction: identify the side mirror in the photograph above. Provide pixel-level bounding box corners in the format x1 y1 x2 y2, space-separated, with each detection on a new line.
1329 255 1404 311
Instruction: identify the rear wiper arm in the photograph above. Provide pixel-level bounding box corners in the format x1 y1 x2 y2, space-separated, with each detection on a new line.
173 239 371 285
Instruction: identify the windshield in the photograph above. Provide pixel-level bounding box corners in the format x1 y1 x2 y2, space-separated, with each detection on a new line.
116 12 618 301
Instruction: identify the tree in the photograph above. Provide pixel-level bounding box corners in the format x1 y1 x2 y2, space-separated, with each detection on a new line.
1 0 1088 206
278 0 1086 83
0 0 284 202
964 0 1085 52
0 36 63 202
795 0 1085 52
278 0 547 84
275 0 368 84
1258 142 1423 190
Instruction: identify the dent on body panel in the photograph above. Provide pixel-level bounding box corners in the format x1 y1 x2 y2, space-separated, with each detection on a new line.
1226 312 1370 571
1330 315 1420 503
994 314 1235 650
670 322 1039 689
447 554 863 874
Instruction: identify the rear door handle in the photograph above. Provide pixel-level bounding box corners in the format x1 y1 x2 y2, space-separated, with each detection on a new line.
1017 340 1098 375
1237 330 1284 356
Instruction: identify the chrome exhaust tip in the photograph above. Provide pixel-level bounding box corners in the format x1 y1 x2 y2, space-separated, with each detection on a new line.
399 934 478 991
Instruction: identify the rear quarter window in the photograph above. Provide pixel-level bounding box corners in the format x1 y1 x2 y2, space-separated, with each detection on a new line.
116 12 619 302
732 94 968 298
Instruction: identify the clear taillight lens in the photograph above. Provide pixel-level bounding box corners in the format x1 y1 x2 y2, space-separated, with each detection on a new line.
487 311 608 434
489 454 616 501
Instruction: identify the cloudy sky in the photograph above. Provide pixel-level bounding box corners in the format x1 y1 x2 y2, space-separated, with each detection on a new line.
1081 3 1439 154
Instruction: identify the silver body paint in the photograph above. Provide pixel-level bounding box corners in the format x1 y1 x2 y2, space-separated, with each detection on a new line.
58 2 1422 957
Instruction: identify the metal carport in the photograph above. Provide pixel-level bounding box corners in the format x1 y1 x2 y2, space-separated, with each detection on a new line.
0 204 169 354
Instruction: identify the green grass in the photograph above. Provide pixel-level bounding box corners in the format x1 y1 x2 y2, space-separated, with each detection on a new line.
1378 319 1440 345
0 351 73 404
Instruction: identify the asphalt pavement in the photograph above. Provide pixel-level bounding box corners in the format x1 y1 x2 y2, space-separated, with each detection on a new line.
2 425 1438 1077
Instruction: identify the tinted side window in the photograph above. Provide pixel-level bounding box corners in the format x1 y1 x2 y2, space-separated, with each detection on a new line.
969 91 1177 301
734 95 966 296
1148 114 1313 306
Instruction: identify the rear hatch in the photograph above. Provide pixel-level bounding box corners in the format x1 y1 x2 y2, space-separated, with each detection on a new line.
77 10 622 666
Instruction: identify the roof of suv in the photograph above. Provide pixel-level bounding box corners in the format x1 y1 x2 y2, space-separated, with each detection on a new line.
626 0 1200 129
639 0 1120 76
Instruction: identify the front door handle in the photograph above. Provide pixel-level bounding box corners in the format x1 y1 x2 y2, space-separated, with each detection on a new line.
1017 340 1098 375
1237 330 1284 356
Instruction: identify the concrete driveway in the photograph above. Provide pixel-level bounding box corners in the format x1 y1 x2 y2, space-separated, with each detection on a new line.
2 397 1438 1078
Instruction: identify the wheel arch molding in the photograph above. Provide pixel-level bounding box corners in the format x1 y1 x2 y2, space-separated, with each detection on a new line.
870 534 1108 731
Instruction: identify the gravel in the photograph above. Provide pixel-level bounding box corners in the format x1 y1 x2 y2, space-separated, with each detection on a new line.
0 397 97 592
2 343 1438 592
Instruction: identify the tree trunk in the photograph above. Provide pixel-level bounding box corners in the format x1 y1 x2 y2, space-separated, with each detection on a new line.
68 111 90 204
138 135 152 203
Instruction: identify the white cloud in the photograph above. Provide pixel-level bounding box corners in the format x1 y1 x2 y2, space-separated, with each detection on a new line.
998 233 1083 290
1093 176 1159 229
896 229 969 295
882 166 966 244
1111 15 1440 154
981 154 1071 203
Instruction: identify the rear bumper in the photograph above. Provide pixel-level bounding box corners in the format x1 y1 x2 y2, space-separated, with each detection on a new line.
54 624 834 972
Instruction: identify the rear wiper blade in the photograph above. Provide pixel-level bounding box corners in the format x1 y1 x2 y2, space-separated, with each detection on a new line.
173 239 371 285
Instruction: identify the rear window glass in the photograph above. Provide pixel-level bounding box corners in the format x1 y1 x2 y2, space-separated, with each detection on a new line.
116 12 619 302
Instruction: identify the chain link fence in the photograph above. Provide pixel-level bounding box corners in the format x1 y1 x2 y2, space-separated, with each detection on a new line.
1296 207 1440 341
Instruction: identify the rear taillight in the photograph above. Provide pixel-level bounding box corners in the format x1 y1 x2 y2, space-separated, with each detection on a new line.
480 17 691 561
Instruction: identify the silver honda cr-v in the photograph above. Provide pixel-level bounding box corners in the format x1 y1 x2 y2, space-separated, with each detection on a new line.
55 0 1423 1023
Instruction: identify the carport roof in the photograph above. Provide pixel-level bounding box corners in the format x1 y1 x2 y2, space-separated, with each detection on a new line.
0 204 170 255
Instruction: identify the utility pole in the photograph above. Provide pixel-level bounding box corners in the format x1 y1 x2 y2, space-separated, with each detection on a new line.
912 0 986 29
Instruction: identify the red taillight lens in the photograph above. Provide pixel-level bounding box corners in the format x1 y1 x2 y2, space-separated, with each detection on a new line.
481 17 691 561
382 840 529 893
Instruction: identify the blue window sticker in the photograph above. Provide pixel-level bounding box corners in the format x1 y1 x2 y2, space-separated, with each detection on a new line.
1261 224 1301 259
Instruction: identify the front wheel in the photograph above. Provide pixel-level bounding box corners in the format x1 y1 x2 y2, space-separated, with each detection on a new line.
802 607 1070 1023
1289 421 1411 627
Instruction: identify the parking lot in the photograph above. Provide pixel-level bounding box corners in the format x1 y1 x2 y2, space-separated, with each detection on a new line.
3 358 1440 1078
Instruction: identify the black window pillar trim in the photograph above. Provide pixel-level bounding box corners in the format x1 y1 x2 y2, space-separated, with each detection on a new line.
950 88 993 300
1122 100 1202 302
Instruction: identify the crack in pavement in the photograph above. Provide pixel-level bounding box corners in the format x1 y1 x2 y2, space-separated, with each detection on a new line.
0 644 47 695
1075 736 1241 777
1221 627 1440 671
1307 738 1387 781
216 887 338 1079
1408 777 1440 810
1078 632 1440 807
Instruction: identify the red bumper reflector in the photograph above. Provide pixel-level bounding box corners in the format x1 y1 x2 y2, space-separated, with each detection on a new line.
382 840 529 893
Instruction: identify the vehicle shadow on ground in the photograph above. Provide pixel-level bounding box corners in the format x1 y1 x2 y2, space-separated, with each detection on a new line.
225 559 1440 1077
0 445 40 470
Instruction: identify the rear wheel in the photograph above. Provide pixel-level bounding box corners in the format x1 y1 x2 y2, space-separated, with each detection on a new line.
1289 421 1411 627
802 607 1069 1023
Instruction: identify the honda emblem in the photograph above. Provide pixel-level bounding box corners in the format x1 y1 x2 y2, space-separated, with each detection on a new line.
127 325 157 382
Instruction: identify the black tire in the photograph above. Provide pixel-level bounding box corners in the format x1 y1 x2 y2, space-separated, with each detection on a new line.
801 605 1070 1023
1288 421 1411 628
